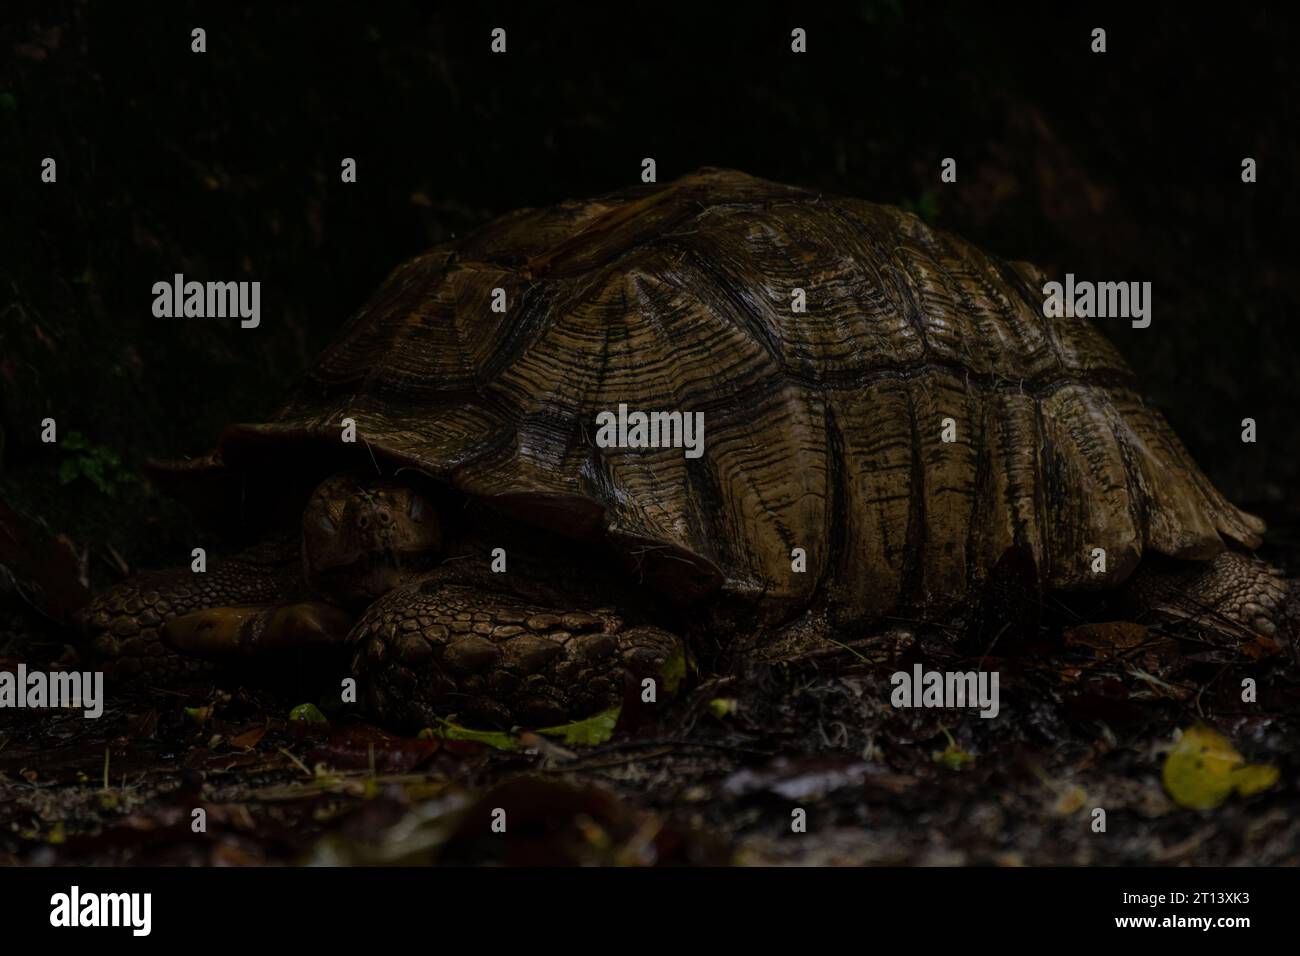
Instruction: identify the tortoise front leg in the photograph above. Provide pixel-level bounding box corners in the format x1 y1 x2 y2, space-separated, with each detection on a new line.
350 577 683 730
78 537 304 678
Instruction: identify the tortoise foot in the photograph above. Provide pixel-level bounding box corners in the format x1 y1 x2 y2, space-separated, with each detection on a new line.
1127 551 1297 649
351 578 682 730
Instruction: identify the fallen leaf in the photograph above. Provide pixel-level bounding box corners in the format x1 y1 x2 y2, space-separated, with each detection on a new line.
536 706 621 746
429 718 519 752
308 723 440 772
1053 784 1088 816
1162 725 1279 810
229 724 268 750
709 697 738 719
288 703 328 726
660 646 688 693
1063 621 1150 651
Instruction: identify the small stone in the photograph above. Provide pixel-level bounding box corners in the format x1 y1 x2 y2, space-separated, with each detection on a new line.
526 614 561 631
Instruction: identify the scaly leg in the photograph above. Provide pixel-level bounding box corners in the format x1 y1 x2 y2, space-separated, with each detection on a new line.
77 537 304 678
350 576 683 730
1125 550 1297 651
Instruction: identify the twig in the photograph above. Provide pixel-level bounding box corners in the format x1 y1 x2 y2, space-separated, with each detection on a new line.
278 747 312 777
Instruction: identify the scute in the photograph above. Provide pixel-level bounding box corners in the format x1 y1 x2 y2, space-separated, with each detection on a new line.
220 168 1265 625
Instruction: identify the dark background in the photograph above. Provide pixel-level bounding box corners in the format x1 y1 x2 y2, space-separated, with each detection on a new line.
3 0 1298 587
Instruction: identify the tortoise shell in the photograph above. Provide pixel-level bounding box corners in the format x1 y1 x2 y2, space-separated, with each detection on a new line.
215 168 1263 624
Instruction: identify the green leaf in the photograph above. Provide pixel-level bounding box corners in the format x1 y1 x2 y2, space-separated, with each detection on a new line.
289 703 328 725
57 459 80 486
709 697 738 719
536 706 621 746
56 431 134 497
931 727 974 770
660 645 688 694
429 717 519 751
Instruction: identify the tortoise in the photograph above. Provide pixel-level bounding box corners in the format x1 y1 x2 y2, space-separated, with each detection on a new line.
80 168 1295 729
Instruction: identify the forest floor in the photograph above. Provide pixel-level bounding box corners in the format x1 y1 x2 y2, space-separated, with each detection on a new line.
3 506 1298 867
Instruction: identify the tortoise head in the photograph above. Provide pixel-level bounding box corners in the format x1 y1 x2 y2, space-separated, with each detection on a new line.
302 474 442 606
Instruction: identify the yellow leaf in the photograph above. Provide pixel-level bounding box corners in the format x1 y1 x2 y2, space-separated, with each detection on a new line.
1053 784 1088 816
1230 762 1280 797
1161 725 1279 810
709 697 738 719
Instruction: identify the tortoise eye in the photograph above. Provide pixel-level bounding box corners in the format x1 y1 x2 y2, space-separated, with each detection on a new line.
408 497 424 521
319 512 337 534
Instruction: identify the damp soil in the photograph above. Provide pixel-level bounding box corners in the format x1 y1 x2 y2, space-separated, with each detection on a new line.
3 512 1299 867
